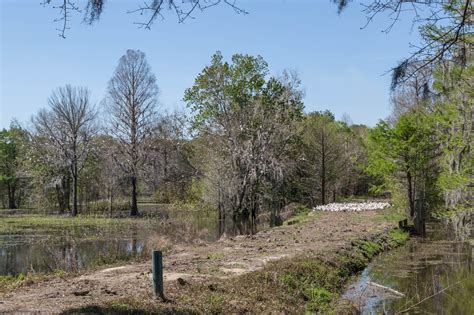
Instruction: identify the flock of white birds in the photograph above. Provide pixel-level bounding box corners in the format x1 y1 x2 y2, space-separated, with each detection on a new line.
313 202 391 212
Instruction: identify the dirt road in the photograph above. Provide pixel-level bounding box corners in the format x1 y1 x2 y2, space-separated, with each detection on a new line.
0 210 395 313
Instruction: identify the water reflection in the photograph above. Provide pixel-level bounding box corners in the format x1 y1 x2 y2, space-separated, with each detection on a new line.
342 219 474 314
0 237 148 275
0 209 221 276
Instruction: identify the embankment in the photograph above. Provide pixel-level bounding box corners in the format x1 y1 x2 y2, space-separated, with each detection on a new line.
0 210 408 314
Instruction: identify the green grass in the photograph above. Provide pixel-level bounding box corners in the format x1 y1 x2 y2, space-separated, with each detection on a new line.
388 228 410 245
373 207 406 222
284 204 312 225
0 214 150 235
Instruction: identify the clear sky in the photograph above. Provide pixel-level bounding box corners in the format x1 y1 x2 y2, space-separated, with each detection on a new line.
0 0 421 128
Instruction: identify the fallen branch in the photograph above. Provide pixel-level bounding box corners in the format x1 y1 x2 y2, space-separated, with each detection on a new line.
367 281 405 297
397 279 465 313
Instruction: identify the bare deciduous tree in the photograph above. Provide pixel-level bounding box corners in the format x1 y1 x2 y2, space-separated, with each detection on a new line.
33 85 97 216
143 110 195 202
106 49 159 216
42 0 247 37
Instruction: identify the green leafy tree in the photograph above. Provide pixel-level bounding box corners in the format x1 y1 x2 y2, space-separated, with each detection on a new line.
0 124 28 209
300 111 341 205
185 52 303 234
366 110 439 220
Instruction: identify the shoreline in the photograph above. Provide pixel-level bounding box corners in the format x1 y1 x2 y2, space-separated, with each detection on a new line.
1 210 408 314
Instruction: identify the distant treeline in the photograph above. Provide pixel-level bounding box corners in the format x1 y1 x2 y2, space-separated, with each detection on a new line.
1 48 472 235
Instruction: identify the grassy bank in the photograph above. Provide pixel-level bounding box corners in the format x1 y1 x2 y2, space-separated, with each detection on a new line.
0 215 137 234
63 228 409 314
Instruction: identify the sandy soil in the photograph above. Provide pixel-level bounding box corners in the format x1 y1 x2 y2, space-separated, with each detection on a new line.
0 210 394 313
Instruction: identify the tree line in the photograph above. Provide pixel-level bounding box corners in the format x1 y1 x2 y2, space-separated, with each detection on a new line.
0 49 372 233
364 1 473 232
1 41 472 236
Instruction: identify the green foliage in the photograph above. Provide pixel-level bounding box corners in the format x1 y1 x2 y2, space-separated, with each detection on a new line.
185 51 303 134
284 204 312 225
365 109 440 215
204 293 226 314
365 121 397 194
305 287 333 312
0 123 28 208
0 273 25 286
298 111 370 205
184 51 304 232
388 229 410 246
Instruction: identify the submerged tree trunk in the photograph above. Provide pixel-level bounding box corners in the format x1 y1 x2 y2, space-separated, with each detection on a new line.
130 175 139 216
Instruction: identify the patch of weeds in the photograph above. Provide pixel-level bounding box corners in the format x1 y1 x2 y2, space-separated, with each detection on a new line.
206 253 224 260
204 293 225 314
305 287 333 313
354 240 382 258
0 273 25 286
279 273 296 287
207 265 221 274
388 228 409 246
284 204 312 225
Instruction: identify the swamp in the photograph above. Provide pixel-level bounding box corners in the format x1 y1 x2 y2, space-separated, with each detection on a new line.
1 0 473 314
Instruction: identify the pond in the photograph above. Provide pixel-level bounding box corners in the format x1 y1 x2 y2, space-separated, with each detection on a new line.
341 213 474 314
0 208 219 276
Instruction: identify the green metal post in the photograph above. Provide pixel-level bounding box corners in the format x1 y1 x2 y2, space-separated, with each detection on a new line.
152 250 164 299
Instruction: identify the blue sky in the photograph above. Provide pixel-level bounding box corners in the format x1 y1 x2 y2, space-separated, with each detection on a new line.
0 0 421 128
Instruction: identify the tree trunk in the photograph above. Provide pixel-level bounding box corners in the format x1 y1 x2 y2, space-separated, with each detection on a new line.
71 167 78 217
406 169 414 218
56 184 65 214
218 186 226 236
108 187 113 216
130 175 139 216
70 161 78 217
7 183 17 209
321 133 326 205
65 175 71 213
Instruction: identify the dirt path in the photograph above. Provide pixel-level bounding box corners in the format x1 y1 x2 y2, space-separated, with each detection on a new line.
0 210 394 313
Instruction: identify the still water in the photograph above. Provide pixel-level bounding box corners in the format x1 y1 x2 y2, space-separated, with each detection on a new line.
342 216 474 314
0 210 220 276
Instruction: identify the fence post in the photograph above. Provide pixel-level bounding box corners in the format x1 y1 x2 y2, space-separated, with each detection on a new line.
152 250 164 300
